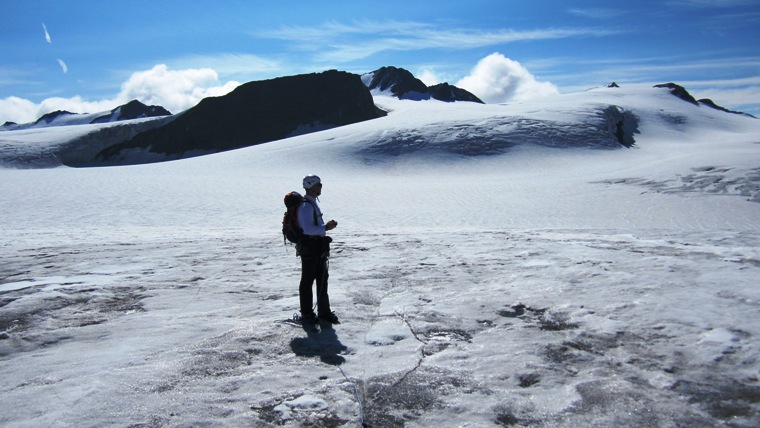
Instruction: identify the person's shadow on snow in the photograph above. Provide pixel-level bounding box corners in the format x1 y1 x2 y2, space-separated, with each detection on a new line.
290 324 348 365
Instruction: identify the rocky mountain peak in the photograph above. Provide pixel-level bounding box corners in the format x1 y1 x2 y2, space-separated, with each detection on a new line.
363 66 483 103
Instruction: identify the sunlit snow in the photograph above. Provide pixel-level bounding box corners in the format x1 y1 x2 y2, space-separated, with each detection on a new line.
1 87 759 427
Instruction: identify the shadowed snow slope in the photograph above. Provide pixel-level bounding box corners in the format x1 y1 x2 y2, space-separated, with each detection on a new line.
0 84 673 168
1 85 760 427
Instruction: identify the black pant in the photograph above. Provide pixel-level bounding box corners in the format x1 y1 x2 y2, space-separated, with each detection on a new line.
299 255 330 316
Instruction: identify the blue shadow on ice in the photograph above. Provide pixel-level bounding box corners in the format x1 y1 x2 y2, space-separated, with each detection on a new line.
290 327 348 366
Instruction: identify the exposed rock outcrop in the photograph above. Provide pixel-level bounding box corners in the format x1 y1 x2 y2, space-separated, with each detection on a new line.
95 70 386 164
654 83 700 105
698 98 756 118
91 100 171 123
364 66 483 103
655 83 755 118
428 83 484 103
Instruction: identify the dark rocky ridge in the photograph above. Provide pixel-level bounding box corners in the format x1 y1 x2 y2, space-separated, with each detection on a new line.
655 83 700 105
34 110 77 126
91 100 171 123
428 83 484 103
698 98 756 118
365 66 484 103
366 66 429 99
654 83 754 117
96 70 386 162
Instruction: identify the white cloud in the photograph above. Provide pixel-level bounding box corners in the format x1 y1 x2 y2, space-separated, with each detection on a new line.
696 86 760 107
677 77 760 114
262 21 617 63
169 53 281 77
0 96 38 124
57 59 68 74
567 8 626 19
417 69 442 86
682 75 760 87
116 64 240 113
456 53 559 104
42 22 52 43
37 96 115 116
666 0 756 7
0 65 240 124
0 95 119 124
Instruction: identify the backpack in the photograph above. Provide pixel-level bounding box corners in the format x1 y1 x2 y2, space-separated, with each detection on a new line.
282 191 317 244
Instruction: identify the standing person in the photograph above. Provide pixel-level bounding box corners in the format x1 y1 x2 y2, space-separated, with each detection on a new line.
298 174 339 325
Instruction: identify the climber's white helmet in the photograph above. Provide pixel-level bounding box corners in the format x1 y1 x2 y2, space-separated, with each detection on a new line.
302 175 322 189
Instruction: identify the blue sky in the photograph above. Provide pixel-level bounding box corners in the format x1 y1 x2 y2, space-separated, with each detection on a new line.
2 0 759 123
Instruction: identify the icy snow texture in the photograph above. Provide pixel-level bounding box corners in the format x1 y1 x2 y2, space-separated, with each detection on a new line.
1 86 760 427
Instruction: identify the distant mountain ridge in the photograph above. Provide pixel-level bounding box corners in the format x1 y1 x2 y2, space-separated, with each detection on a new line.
1 100 171 131
653 83 755 118
92 100 172 123
1 67 756 168
362 66 484 103
95 70 386 164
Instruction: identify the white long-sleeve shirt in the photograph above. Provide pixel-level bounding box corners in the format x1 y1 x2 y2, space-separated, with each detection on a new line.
297 195 326 237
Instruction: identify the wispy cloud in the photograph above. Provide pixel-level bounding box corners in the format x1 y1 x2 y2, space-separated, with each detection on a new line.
57 59 68 74
168 53 281 77
42 22 52 43
693 86 760 111
535 53 760 83
679 74 760 107
696 10 760 34
258 20 618 63
529 53 760 114
595 56 760 82
666 0 756 7
0 66 37 88
567 8 627 19
682 75 760 87
258 20 432 41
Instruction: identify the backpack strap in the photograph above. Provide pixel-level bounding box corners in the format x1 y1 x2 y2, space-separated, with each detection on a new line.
301 198 319 228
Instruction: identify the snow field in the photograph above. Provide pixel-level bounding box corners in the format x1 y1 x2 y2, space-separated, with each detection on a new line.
2 88 760 426
2 227 759 426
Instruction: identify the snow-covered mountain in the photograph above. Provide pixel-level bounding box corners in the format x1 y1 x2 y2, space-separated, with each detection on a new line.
654 83 756 118
1 69 751 169
0 99 171 131
362 66 484 103
1 69 760 427
94 70 385 165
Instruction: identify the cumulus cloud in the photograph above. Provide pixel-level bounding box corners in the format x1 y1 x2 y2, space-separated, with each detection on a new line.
115 64 240 113
417 69 442 86
0 64 240 124
0 97 38 124
1 95 131 124
37 96 116 116
456 53 559 104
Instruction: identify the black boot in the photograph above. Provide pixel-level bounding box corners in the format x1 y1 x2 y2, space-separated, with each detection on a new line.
319 311 340 324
